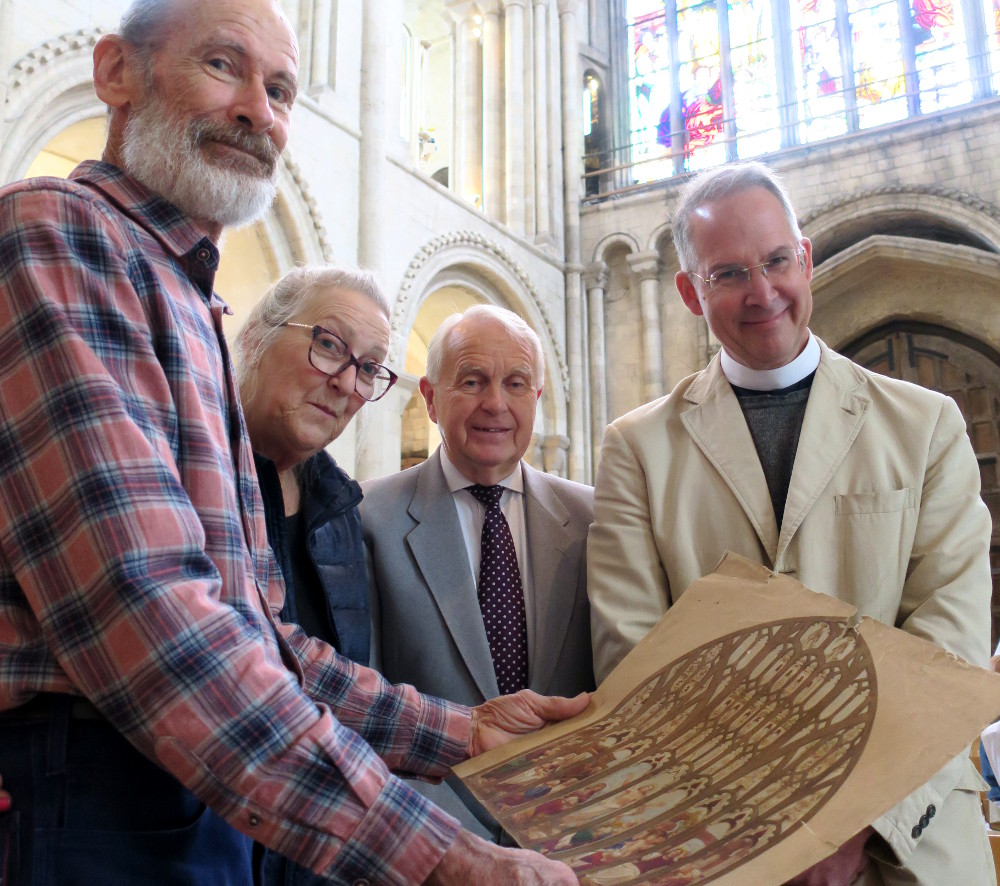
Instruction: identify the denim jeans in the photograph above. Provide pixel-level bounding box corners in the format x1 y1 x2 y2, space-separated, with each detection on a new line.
0 696 253 885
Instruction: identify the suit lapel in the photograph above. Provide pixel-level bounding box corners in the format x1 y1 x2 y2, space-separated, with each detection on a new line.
405 452 499 699
681 357 779 562
522 465 573 694
777 344 870 558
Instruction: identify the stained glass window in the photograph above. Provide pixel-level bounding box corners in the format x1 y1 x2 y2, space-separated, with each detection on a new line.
848 0 907 128
677 0 726 169
621 0 999 189
627 0 673 182
729 0 782 158
789 0 849 141
909 0 973 111
986 0 1000 88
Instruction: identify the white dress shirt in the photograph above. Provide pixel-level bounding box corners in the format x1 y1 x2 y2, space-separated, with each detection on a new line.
438 448 535 647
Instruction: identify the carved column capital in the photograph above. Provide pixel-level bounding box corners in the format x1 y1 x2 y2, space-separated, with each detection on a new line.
627 250 662 282
583 260 609 291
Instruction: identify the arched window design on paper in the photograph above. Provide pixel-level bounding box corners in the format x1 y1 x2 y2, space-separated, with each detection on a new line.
465 617 876 884
620 0 992 189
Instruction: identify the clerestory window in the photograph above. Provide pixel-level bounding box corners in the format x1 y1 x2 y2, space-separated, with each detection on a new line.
610 0 999 193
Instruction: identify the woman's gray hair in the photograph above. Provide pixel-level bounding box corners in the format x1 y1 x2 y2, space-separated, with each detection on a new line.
424 304 545 388
672 161 803 272
234 264 390 398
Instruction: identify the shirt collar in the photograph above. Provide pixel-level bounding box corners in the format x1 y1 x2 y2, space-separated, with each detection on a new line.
68 160 228 309
720 331 821 392
438 446 524 494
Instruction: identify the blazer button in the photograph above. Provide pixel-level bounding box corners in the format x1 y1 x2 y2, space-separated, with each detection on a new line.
919 814 930 829
911 824 922 839
926 804 936 818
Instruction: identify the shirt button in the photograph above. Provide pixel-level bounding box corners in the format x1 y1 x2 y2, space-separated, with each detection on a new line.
196 247 212 263
911 824 922 839
352 880 370 886
247 813 261 828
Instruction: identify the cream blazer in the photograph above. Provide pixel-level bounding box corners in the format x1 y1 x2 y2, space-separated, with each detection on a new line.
588 340 993 883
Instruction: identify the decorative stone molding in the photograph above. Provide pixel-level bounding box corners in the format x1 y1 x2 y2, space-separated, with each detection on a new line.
8 28 103 93
800 184 1000 228
280 156 334 262
395 229 570 398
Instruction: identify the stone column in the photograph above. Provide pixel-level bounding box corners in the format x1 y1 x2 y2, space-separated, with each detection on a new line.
542 435 570 478
446 0 483 205
546 0 564 248
481 0 504 221
584 261 609 476
309 0 334 90
558 0 586 482
358 0 392 276
532 0 551 244
627 250 665 402
0 0 12 144
502 0 527 235
355 373 419 481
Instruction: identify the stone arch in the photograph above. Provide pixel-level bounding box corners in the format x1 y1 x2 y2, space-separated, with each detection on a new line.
1 28 105 183
592 231 639 263
395 232 568 403
1 29 330 274
801 187 1000 265
646 221 673 256
810 235 1000 357
393 231 569 454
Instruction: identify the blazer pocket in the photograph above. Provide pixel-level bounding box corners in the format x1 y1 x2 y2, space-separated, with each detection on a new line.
835 487 916 516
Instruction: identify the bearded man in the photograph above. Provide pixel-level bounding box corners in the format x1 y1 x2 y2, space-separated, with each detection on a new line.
0 1 586 884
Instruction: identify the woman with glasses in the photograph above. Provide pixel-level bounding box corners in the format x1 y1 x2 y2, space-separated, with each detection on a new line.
234 265 397 885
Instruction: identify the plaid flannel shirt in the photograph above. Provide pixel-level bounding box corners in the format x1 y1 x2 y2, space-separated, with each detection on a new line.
0 160 468 884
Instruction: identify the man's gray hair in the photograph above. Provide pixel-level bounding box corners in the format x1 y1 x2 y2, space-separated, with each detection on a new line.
234 264 390 396
119 0 176 48
425 304 545 388
672 161 803 272
118 0 178 88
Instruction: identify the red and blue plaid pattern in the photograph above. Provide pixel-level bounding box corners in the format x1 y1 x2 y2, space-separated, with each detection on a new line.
0 161 467 883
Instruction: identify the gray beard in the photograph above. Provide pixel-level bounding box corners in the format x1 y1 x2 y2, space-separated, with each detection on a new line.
121 98 279 230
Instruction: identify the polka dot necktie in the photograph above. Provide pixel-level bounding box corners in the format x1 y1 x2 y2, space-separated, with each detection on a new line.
467 484 529 694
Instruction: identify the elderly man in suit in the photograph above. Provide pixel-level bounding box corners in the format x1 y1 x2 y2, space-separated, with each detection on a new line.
361 304 594 840
588 161 994 886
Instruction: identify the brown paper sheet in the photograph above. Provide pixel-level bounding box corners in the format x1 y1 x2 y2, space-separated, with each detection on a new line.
455 552 1000 885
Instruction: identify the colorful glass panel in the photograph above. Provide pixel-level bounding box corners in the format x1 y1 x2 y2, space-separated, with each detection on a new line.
909 0 973 112
847 0 907 128
985 0 1000 90
789 0 849 141
729 0 782 158
677 0 726 171
627 1 673 182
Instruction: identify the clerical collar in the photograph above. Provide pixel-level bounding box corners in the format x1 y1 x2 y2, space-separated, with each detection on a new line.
720 332 821 392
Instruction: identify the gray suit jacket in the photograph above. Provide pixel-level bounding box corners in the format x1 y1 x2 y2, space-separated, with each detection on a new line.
360 449 594 838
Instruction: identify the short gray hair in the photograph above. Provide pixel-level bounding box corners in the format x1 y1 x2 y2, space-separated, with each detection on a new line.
425 304 545 388
119 0 176 48
118 0 179 89
234 264 390 397
672 161 802 272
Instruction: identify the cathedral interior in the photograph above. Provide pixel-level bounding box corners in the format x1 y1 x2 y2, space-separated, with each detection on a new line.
2 0 999 643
